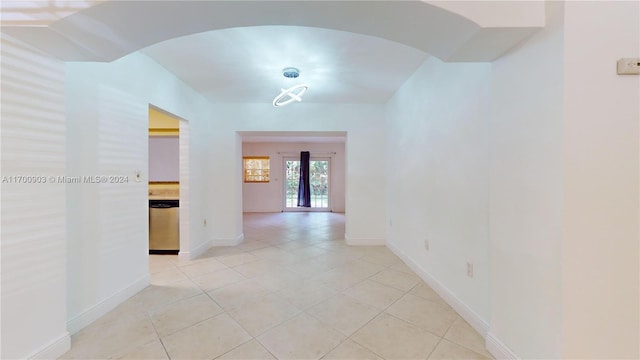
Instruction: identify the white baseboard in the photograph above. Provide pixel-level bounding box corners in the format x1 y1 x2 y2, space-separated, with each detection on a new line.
214 233 244 246
486 332 518 359
386 242 490 337
344 234 385 246
180 238 213 261
29 332 70 359
66 274 150 334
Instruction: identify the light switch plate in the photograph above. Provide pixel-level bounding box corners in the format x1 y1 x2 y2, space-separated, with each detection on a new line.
617 58 640 75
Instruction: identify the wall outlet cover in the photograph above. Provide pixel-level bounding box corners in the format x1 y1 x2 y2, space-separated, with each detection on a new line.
617 58 640 75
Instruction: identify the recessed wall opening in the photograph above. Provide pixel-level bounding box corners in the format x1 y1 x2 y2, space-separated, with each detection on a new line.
240 131 346 235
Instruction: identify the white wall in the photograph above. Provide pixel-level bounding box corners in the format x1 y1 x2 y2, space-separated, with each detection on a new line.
65 52 215 333
488 2 565 358
385 58 491 332
242 142 346 212
0 34 69 359
562 1 639 358
211 103 386 245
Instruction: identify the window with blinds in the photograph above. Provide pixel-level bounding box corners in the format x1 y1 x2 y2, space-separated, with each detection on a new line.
243 156 270 183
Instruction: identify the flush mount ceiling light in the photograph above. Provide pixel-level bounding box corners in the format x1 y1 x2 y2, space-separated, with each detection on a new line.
282 67 300 78
273 67 309 107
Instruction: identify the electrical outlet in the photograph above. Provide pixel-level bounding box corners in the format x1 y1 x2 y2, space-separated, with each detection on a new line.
424 239 430 251
466 262 474 278
617 58 640 75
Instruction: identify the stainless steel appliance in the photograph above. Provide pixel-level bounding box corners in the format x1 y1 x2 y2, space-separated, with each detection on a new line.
149 199 179 254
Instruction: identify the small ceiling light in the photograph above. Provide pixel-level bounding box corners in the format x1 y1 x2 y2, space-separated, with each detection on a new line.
273 84 309 107
273 67 308 107
282 67 300 78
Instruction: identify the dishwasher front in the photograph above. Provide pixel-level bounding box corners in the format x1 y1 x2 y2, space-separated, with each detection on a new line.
149 199 179 254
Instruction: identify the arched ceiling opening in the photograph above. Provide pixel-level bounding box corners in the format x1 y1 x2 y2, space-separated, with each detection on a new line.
0 1 544 62
1 1 544 104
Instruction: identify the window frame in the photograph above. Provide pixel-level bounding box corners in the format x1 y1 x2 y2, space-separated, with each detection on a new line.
243 156 270 183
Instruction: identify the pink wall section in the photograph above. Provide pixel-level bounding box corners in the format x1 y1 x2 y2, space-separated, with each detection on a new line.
242 142 346 213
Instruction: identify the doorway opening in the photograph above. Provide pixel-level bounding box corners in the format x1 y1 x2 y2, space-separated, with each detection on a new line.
148 105 189 259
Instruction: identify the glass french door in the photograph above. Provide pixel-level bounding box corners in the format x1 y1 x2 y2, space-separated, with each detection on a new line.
285 158 330 210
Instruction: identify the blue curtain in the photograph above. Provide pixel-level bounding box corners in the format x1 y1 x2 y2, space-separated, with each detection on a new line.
297 151 311 207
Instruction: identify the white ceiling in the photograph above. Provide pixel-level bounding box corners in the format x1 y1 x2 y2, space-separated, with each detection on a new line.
141 26 429 104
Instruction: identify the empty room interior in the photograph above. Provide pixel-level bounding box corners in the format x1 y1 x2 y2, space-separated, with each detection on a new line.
1 1 639 359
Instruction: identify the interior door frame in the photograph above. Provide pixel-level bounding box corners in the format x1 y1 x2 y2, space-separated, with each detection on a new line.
282 156 331 212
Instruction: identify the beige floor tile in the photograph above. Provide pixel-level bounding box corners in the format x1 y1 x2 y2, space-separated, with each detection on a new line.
258 313 346 360
343 279 405 310
386 293 458 336
149 255 178 274
83 296 148 328
370 269 420 291
323 246 369 260
114 339 169 359
162 313 251 360
200 246 245 259
259 237 291 246
132 279 203 312
389 261 415 275
410 282 452 307
64 213 479 360
275 281 339 310
338 259 387 279
237 239 271 252
360 248 401 267
252 269 308 292
284 258 338 278
62 314 157 359
275 240 313 252
226 293 302 336
250 246 289 259
217 252 260 267
192 268 246 292
208 279 272 311
179 258 229 278
428 339 492 360
150 266 189 286
310 268 366 291
444 317 493 358
307 294 381 336
313 252 359 268
322 339 383 360
351 313 440 360
233 259 287 278
217 339 276 359
285 245 330 258
150 293 223 337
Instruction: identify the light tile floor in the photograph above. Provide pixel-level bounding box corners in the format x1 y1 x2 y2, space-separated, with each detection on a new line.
61 212 493 360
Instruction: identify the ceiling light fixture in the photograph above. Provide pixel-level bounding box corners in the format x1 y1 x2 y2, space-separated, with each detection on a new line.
273 84 309 107
282 67 300 78
273 67 308 107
